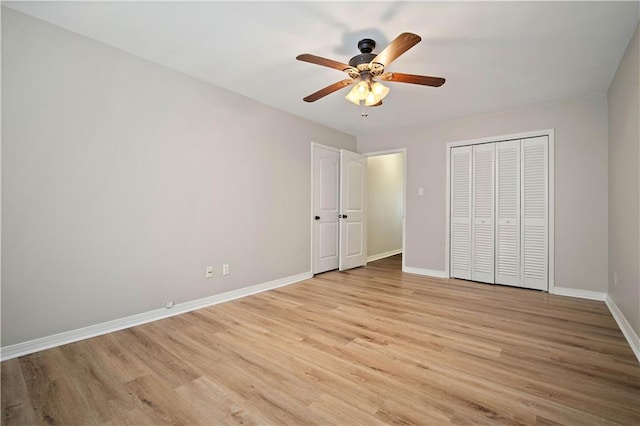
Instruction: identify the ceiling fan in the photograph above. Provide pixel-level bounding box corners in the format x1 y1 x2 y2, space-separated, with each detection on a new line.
296 32 445 108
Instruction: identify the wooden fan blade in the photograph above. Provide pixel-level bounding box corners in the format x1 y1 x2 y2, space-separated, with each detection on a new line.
379 72 445 87
303 79 354 102
296 54 351 72
372 33 421 67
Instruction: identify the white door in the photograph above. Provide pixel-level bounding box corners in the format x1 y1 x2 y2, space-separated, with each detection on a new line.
495 140 521 286
448 135 550 290
339 149 367 271
450 146 472 279
521 136 548 290
471 143 495 283
312 145 340 274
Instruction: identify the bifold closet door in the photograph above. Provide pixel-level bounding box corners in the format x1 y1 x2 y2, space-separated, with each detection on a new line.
471 143 495 283
450 146 472 280
495 140 521 286
521 136 548 290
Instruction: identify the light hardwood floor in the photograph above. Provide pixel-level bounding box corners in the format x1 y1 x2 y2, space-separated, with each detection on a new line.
2 255 639 425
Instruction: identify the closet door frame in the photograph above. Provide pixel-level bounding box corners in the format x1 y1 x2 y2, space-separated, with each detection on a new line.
445 129 555 293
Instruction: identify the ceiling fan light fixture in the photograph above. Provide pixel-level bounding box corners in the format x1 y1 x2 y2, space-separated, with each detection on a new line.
355 81 369 100
364 91 380 107
345 86 362 105
371 81 390 99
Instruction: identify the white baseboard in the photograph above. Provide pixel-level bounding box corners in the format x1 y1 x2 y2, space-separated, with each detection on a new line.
605 295 640 363
403 266 448 279
0 271 312 361
367 249 402 262
551 287 607 301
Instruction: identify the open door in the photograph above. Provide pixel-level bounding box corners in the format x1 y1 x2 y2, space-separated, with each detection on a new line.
339 149 367 271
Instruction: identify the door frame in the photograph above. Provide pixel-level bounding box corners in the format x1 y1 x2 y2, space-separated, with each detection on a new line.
362 148 408 272
311 144 407 274
444 129 555 293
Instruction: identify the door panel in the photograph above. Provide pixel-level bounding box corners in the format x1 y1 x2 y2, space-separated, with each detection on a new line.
471 143 495 283
346 161 363 210
319 156 339 211
450 146 472 280
345 222 363 256
318 222 339 259
339 149 367 271
313 146 340 273
495 140 521 286
521 136 548 290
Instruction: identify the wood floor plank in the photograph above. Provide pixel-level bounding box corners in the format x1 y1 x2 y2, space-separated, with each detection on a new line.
124 374 208 425
83 332 152 384
0 359 36 425
174 376 259 425
2 255 639 425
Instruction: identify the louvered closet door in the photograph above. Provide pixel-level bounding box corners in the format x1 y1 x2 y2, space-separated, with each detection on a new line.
471 143 495 283
450 146 472 280
521 136 548 290
495 140 521 286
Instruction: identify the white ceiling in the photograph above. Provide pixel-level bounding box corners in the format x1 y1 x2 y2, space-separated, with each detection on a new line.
5 1 639 137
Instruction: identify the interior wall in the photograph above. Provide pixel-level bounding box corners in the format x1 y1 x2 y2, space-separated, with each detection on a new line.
366 153 403 258
1 8 356 347
608 20 640 337
357 93 608 293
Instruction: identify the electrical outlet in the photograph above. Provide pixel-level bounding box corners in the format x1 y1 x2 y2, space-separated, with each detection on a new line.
614 272 618 287
165 301 174 309
223 264 230 276
206 266 213 278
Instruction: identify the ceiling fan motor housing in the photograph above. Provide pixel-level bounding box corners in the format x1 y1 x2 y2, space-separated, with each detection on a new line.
348 53 377 68
349 38 377 68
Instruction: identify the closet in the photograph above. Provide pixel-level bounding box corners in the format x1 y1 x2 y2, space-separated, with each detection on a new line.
449 136 549 291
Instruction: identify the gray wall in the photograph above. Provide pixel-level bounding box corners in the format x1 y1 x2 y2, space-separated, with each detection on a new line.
358 94 609 293
608 21 640 337
367 153 404 258
1 8 356 347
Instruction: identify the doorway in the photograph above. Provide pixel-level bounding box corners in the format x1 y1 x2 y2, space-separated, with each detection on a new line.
311 143 368 274
365 149 406 271
311 144 406 275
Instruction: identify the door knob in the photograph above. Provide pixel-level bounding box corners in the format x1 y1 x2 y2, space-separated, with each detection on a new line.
339 214 348 219
314 216 320 220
